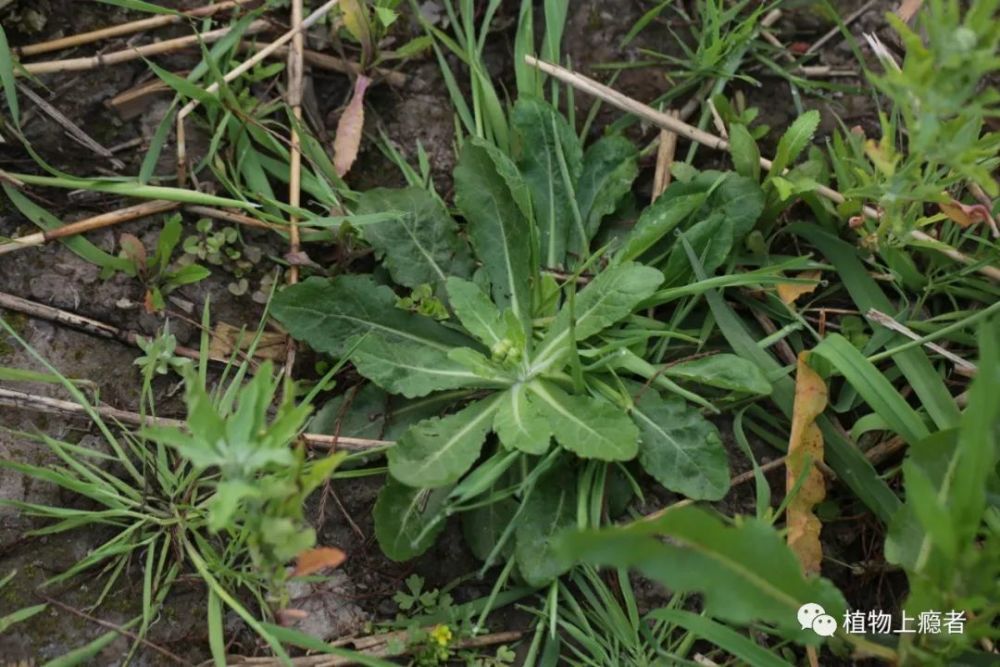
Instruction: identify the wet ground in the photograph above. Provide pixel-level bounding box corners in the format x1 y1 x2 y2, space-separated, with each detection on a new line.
0 0 898 663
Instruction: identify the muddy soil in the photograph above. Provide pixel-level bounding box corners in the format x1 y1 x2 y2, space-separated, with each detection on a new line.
0 0 900 664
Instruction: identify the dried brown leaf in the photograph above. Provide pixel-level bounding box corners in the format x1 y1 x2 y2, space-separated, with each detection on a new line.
939 196 990 229
333 74 371 178
293 546 347 577
776 270 822 307
208 322 287 361
786 351 827 575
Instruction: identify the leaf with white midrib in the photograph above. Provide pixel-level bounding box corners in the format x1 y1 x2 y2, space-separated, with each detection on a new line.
528 381 638 461
388 396 501 488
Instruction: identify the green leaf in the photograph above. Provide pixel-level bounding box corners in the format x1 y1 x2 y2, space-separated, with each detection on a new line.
494 384 552 455
357 187 475 288
768 110 820 177
0 603 46 634
631 391 730 500
533 262 663 372
615 191 707 263
512 97 584 265
661 213 733 285
3 184 132 273
0 25 19 126
454 140 533 325
388 397 500 487
41 631 120 667
272 276 485 397
446 276 505 348
648 609 794 667
529 381 638 461
665 354 772 395
374 478 449 561
515 466 577 586
728 123 761 181
561 506 847 644
575 135 638 243
207 589 226 667
812 334 930 446
464 495 518 562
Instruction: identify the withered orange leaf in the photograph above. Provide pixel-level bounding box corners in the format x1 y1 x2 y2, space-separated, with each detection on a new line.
786 351 828 575
333 75 371 178
939 196 990 229
293 546 346 577
776 270 822 307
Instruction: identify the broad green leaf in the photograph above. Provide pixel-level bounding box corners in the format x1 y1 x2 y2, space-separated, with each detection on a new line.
812 334 930 446
615 191 707 263
454 140 533 325
464 495 518 562
388 397 500 487
631 391 730 500
575 135 639 243
515 466 577 586
311 385 474 442
665 354 772 395
357 187 474 288
494 384 552 455
272 276 484 397
533 262 663 372
706 171 766 238
374 478 449 561
446 276 505 348
560 506 847 644
512 97 584 266
728 123 761 181
768 110 820 177
529 381 638 461
661 213 733 286
648 609 794 667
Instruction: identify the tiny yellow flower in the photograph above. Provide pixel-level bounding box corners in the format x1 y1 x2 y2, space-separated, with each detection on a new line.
430 624 453 647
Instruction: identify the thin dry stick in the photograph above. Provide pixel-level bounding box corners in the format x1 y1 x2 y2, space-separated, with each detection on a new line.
14 0 253 58
895 0 925 23
284 0 306 381
866 309 977 375
20 20 270 75
0 387 391 451
523 56 1000 283
244 43 407 87
651 110 679 202
184 204 280 231
176 0 341 184
0 200 180 255
0 290 204 361
806 0 879 55
16 82 123 168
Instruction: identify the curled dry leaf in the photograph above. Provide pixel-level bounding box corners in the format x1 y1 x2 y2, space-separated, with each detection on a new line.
119 233 147 273
777 270 822 307
293 546 347 577
786 351 827 575
939 196 991 229
333 74 372 178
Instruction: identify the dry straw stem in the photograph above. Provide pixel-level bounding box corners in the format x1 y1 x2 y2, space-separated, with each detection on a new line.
283 0 307 381
244 43 407 87
16 82 122 167
20 20 270 76
866 308 977 375
524 56 1000 282
0 387 391 451
0 200 180 255
0 290 203 361
13 0 256 58
651 110 679 202
176 0 341 183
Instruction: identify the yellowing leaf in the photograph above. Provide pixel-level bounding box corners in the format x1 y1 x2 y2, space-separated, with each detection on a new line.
786 351 827 575
333 75 371 178
776 270 822 306
293 546 346 577
340 0 374 65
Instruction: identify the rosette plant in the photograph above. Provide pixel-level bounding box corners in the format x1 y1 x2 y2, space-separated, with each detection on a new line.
273 98 771 584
